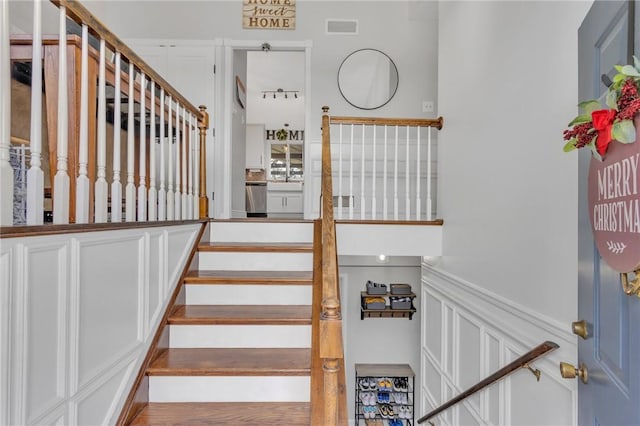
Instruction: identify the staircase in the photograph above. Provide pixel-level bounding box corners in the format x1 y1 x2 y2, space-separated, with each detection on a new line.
129 220 315 425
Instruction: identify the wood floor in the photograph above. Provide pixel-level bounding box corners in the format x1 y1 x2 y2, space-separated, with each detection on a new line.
129 402 311 425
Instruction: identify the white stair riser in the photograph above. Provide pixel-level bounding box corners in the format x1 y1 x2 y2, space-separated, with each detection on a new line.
170 325 311 348
185 284 312 305
211 222 313 243
198 252 312 271
149 376 310 402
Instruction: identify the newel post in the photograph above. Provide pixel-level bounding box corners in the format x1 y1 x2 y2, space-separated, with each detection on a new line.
198 105 209 219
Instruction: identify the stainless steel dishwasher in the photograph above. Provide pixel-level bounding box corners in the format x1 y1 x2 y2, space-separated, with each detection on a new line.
245 169 267 217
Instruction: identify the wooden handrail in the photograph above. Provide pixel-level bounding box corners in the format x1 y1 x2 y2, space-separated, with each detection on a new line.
417 340 560 424
310 106 347 425
51 0 201 118
329 115 443 129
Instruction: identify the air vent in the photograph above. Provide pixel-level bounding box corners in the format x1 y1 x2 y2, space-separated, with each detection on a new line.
325 19 358 35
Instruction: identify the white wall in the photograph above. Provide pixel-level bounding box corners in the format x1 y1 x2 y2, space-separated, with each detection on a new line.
0 225 201 426
339 256 422 425
232 50 248 217
436 0 591 327
421 1 592 425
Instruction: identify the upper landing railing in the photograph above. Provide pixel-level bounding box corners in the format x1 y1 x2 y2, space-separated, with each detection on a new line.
323 109 444 221
1 0 210 227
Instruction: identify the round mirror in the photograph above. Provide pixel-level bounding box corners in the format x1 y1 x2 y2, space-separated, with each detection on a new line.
337 49 399 110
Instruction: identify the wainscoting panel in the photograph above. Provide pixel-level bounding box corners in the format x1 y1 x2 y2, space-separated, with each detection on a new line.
1 223 201 426
23 242 68 424
0 250 10 426
421 262 577 426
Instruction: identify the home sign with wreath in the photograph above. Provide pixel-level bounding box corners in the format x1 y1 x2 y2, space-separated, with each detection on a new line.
563 57 640 282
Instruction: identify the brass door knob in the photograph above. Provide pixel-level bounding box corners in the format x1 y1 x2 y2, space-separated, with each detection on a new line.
559 362 588 384
571 320 588 339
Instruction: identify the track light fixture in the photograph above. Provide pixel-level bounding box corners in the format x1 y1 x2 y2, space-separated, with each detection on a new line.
261 88 300 100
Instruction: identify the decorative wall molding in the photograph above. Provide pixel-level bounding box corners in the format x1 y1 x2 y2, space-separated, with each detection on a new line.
421 262 577 426
0 224 201 425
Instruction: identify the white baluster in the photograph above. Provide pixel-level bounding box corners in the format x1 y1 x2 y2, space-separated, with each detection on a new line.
167 96 174 220
174 105 182 219
125 62 136 221
111 52 123 222
75 24 89 223
349 124 354 220
26 0 44 225
137 72 147 222
337 124 343 219
405 125 410 220
53 6 69 224
383 125 388 220
187 113 194 219
427 126 433 220
158 88 166 221
416 126 421 221
360 124 365 220
173 101 182 220
180 107 187 219
181 107 188 218
94 39 108 223
372 125 377 220
0 0 12 225
148 80 157 221
393 125 398 221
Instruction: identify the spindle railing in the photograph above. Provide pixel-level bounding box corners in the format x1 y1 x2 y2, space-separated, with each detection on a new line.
327 113 443 221
1 0 209 226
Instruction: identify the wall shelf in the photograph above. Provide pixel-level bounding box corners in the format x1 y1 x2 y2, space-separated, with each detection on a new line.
360 291 416 320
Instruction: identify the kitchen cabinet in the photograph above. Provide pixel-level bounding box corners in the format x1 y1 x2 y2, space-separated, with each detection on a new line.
267 182 303 218
246 124 265 169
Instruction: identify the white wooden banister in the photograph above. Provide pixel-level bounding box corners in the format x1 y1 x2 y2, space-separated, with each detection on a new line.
158 88 167 221
111 52 123 222
26 0 44 225
53 6 70 224
75 23 90 224
137 72 147 222
327 114 443 221
148 80 157 221
0 0 11 226
125 62 136 221
3 0 209 226
167 96 174 220
95 38 108 223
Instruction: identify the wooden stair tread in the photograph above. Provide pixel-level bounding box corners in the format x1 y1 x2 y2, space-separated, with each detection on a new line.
148 348 311 376
199 242 312 252
169 305 312 325
184 270 313 285
129 402 310 425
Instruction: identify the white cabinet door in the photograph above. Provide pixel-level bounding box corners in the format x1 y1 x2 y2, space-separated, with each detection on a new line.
246 124 265 169
267 191 303 214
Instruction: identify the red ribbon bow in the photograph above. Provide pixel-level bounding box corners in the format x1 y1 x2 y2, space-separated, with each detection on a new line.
592 109 617 156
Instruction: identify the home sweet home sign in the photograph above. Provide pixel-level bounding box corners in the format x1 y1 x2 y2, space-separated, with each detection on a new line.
243 0 296 30
588 128 640 272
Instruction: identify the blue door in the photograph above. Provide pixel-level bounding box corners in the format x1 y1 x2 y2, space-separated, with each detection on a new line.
576 1 640 424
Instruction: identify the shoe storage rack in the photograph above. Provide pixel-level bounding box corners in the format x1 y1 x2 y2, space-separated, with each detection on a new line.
355 363 415 426
361 281 416 320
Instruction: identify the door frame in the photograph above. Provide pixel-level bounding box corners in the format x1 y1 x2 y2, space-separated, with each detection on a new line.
213 38 312 219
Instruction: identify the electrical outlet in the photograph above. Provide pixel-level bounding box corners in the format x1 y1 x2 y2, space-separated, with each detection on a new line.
422 101 434 113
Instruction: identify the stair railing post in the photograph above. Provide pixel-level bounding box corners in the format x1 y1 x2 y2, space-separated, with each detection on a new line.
198 105 209 219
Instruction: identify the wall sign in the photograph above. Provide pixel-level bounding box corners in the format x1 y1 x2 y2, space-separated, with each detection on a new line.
243 0 296 30
588 129 640 272
266 128 304 141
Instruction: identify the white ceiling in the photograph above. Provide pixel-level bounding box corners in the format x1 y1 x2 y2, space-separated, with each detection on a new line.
246 51 306 130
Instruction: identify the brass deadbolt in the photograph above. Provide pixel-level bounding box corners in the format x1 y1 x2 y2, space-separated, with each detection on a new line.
559 361 588 384
571 320 588 340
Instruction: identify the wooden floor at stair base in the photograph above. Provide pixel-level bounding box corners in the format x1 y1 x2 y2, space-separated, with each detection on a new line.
130 402 310 425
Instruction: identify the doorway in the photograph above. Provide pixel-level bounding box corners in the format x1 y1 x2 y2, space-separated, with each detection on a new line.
213 40 311 220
